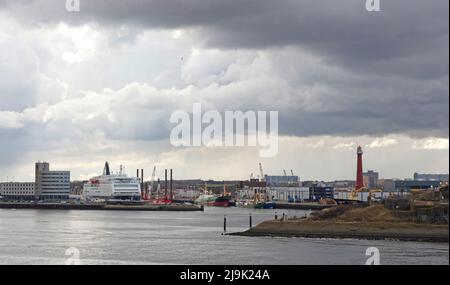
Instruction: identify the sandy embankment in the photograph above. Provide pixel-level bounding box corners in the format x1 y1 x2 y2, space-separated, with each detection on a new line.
236 220 449 242
232 205 449 242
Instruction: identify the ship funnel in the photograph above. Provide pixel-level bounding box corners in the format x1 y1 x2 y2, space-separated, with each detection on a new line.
103 162 111 176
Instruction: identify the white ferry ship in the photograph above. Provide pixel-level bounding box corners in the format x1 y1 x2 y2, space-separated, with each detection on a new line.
82 162 141 201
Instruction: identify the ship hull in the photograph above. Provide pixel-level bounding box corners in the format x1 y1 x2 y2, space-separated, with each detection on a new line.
208 197 236 207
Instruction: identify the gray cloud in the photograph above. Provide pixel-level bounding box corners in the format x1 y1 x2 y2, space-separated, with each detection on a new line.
2 1 448 76
0 0 448 174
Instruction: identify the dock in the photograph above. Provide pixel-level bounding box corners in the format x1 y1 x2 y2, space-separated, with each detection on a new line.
274 202 336 210
0 202 204 212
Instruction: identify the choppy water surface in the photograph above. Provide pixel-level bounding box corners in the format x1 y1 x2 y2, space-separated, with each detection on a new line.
0 207 448 265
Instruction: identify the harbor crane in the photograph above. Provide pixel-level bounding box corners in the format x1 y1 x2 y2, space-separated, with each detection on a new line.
257 163 268 203
283 170 287 177
259 163 265 182
143 166 157 200
150 165 156 193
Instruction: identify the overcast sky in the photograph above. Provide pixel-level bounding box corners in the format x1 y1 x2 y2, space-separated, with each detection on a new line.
0 0 448 182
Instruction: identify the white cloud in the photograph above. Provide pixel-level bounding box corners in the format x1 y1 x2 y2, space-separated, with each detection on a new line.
367 138 399 148
413 138 449 150
307 140 326 149
333 142 356 150
0 111 23 129
171 29 184 40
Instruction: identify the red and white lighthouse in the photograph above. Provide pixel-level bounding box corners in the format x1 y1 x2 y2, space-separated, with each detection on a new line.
356 146 364 191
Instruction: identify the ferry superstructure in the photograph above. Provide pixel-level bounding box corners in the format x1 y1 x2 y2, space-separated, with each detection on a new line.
82 162 141 201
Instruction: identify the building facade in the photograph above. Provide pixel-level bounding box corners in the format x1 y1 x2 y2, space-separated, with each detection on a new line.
379 179 396 192
413 173 449 182
309 185 334 201
363 170 379 188
264 175 300 187
268 187 309 202
394 180 442 192
35 162 70 200
0 182 35 201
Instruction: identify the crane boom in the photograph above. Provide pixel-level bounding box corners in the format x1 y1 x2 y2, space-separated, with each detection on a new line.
259 163 265 182
149 166 156 197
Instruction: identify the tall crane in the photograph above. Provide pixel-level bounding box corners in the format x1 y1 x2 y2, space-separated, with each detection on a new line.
223 181 227 197
291 170 294 176
149 166 156 198
258 163 267 203
283 170 287 177
259 163 265 182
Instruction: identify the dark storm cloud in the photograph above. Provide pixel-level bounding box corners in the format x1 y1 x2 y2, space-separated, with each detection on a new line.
2 0 447 76
0 0 448 138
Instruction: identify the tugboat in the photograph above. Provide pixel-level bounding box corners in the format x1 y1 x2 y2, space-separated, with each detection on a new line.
209 183 236 207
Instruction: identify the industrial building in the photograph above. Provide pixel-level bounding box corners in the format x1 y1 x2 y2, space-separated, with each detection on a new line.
0 182 35 201
379 179 396 192
309 185 334 201
35 162 70 201
413 173 449 182
394 180 443 192
268 187 309 202
264 175 300 187
363 170 379 189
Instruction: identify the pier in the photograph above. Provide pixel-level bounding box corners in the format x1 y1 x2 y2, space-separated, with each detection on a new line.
0 202 204 212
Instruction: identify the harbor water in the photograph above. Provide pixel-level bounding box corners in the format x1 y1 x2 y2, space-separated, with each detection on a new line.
0 207 448 265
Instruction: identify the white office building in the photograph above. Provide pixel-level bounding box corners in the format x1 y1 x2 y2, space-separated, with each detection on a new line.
35 162 71 200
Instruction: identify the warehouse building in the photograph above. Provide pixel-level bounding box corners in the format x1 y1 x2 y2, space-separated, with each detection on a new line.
0 182 35 201
394 180 442 192
413 173 449 182
309 185 334 201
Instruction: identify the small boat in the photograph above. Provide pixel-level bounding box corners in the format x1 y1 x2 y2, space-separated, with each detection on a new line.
210 196 236 207
254 202 276 209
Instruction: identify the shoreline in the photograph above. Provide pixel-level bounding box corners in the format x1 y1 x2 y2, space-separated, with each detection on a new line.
229 220 449 243
273 202 337 210
0 202 204 212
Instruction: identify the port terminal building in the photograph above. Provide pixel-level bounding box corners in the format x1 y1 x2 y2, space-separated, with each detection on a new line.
35 162 70 201
0 162 70 202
